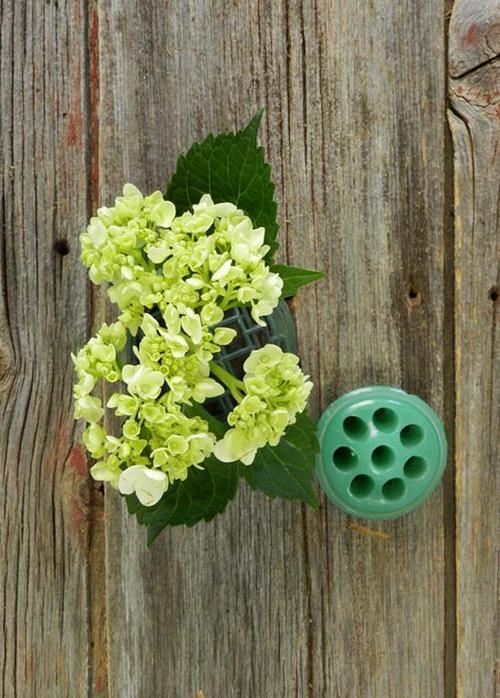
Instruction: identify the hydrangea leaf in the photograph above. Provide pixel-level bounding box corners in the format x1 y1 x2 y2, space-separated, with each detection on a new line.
240 411 320 508
165 110 279 261
126 452 239 546
271 264 325 298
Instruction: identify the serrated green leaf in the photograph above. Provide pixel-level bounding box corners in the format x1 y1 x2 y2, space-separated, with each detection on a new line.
126 453 239 546
271 264 325 298
240 411 320 508
240 108 263 143
165 111 279 260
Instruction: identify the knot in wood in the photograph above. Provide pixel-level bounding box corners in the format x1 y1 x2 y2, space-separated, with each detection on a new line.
449 1 500 115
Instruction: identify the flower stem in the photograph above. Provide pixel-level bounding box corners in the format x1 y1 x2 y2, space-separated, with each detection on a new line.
210 361 245 403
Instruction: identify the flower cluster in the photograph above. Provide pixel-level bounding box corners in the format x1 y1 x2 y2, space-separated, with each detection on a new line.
214 345 313 465
80 185 283 333
73 184 311 507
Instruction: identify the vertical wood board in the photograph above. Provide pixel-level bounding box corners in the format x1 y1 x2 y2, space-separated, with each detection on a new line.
449 2 500 696
0 1 93 695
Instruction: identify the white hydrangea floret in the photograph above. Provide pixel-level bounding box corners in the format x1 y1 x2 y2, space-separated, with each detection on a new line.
118 465 168 506
121 364 165 400
193 193 238 218
74 395 104 423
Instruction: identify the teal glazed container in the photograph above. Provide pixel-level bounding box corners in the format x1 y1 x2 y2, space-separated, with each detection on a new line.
316 386 448 520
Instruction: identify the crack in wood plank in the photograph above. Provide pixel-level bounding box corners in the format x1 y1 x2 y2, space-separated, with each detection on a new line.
448 5 500 695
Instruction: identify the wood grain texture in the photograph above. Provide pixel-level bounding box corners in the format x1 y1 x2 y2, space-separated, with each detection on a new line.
0 1 94 696
449 2 500 696
293 2 451 696
99 6 312 695
98 2 450 696
10 1 500 696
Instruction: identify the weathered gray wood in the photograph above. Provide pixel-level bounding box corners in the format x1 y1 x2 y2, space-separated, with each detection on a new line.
293 2 451 696
449 0 500 78
8 1 500 696
0 1 94 695
98 2 450 696
98 8 311 697
449 2 500 696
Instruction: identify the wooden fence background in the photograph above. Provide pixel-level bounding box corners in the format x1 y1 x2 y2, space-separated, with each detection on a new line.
1 0 498 696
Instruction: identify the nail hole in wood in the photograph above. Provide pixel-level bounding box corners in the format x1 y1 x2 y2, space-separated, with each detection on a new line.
488 285 498 303
405 285 422 309
54 239 70 256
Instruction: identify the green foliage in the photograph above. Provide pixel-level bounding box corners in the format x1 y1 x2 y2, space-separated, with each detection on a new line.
240 411 319 508
165 110 280 260
127 453 240 546
127 408 319 544
271 264 325 298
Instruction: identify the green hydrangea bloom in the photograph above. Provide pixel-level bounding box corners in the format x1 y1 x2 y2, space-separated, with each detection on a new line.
133 311 233 404
148 408 216 482
73 185 311 507
72 320 126 400
213 345 313 465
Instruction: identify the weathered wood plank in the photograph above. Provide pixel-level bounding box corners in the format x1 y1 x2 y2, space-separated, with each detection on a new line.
0 1 93 695
292 2 451 696
98 1 450 696
99 5 312 696
449 3 500 696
